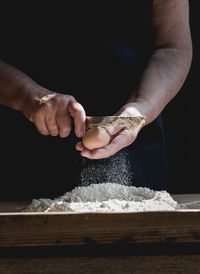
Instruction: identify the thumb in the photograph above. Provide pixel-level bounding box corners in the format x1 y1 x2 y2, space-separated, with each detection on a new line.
68 100 86 137
106 126 123 136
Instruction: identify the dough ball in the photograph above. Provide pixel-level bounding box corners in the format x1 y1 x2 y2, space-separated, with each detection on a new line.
82 127 111 150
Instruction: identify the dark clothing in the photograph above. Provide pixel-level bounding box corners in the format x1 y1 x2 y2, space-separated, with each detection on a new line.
1 2 154 115
0 1 168 200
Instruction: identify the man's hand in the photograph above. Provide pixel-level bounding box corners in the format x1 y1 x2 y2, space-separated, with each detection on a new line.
76 103 145 159
21 87 86 138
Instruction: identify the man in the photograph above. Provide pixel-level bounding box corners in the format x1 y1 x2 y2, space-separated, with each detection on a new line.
0 1 192 198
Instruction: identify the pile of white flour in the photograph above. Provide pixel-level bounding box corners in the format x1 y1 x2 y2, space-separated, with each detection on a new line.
26 183 183 213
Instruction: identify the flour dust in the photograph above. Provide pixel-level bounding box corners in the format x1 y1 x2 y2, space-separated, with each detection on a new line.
78 149 135 187
25 149 184 213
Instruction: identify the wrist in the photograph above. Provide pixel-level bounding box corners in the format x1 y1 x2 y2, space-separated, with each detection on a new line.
119 101 147 119
120 98 160 126
17 84 55 112
118 102 152 127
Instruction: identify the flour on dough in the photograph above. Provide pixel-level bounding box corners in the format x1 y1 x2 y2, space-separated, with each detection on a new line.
26 183 184 213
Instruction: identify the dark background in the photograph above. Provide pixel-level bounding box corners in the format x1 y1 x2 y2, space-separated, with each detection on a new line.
163 0 199 194
0 1 199 196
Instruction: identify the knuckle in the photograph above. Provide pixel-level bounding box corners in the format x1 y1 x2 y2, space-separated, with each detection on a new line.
56 115 71 129
72 106 80 114
60 125 70 133
71 102 83 113
34 104 52 119
59 125 69 135
46 118 58 133
68 95 75 102
49 124 58 132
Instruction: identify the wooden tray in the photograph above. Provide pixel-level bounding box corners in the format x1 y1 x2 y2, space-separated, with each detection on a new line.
0 194 200 247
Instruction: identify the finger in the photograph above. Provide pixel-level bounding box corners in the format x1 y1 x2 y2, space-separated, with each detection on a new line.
45 113 59 136
56 112 71 138
81 129 137 159
106 126 124 136
75 142 84 151
32 111 49 136
68 101 86 138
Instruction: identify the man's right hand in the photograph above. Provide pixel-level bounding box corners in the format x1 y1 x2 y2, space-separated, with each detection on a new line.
20 87 86 138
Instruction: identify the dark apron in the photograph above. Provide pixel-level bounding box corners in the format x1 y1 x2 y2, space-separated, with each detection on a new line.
0 1 168 200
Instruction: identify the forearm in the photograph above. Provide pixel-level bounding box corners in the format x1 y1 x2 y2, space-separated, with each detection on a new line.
126 46 192 125
0 60 42 111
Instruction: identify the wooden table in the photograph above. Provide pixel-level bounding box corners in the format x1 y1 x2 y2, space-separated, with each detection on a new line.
0 194 200 273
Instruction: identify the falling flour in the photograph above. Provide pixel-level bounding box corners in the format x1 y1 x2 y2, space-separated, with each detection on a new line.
25 149 186 212
78 149 134 187
26 183 184 213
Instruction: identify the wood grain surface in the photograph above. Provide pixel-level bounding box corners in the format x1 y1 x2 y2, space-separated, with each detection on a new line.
0 195 200 273
0 255 200 274
0 194 200 247
0 210 200 247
